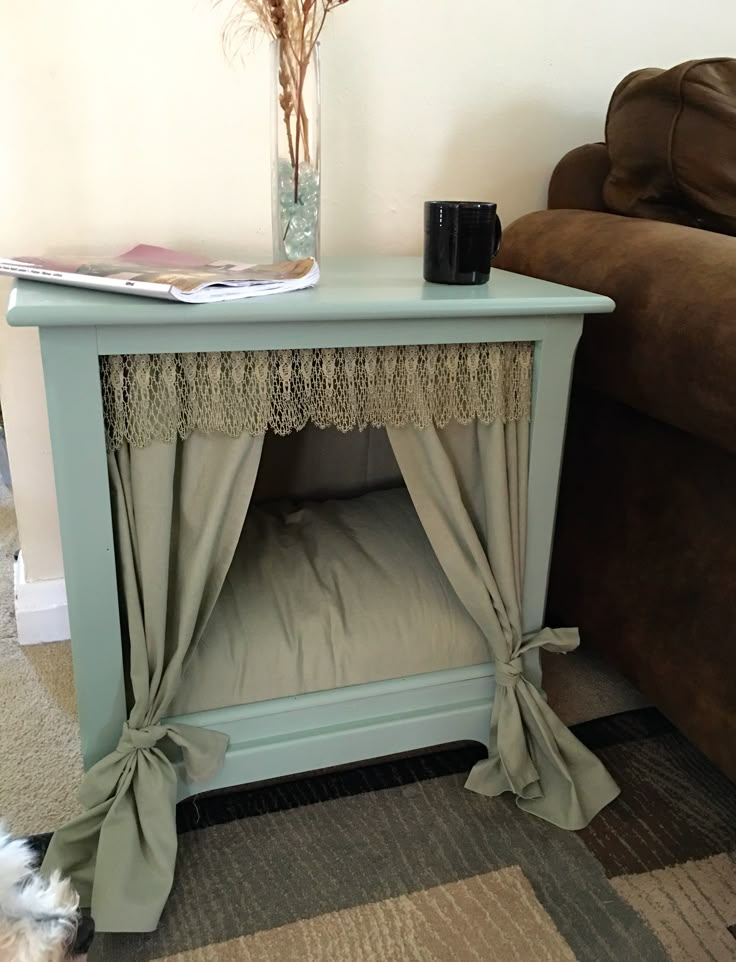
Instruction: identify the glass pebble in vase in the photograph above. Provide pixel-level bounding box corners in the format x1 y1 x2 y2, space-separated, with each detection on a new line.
271 40 321 263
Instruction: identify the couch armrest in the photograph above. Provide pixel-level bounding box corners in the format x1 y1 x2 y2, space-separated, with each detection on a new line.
548 144 610 212
495 208 736 453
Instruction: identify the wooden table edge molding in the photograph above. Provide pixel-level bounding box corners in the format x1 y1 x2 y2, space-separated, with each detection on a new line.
7 256 615 328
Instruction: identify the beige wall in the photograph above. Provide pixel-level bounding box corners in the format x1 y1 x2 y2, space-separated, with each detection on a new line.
0 281 63 581
1 0 734 581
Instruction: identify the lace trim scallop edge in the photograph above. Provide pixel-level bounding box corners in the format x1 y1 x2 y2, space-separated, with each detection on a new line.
100 343 533 450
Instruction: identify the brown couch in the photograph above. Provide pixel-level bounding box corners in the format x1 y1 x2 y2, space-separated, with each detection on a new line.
496 59 736 782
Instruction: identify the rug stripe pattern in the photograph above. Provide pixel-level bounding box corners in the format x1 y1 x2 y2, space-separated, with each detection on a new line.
75 708 736 962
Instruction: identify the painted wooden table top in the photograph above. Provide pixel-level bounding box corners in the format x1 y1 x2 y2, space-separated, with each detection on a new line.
7 256 615 329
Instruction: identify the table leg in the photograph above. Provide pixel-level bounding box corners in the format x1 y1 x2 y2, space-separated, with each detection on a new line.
40 327 126 769
523 315 584 642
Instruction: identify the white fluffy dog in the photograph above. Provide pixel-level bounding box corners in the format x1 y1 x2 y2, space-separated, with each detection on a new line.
0 826 94 962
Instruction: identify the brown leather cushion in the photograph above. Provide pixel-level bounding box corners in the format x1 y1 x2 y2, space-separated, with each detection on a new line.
495 208 736 454
604 59 736 235
548 143 610 212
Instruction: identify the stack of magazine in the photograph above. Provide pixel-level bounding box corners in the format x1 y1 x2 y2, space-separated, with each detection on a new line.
0 244 320 303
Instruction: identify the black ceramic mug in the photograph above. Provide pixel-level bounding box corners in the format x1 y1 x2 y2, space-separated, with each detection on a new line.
423 201 503 285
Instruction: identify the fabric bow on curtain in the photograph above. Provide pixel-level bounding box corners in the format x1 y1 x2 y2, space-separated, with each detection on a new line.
42 430 264 932
387 419 620 828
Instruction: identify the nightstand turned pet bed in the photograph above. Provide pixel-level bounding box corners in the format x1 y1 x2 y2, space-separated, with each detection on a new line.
7 257 619 933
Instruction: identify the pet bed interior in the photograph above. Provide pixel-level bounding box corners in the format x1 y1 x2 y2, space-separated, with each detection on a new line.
171 484 489 716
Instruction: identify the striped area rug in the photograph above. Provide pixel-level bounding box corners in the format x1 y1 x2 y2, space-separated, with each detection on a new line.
87 708 736 962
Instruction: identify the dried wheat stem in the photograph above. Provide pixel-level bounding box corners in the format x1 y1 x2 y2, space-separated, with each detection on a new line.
284 44 311 166
220 0 351 204
292 10 309 202
278 59 296 167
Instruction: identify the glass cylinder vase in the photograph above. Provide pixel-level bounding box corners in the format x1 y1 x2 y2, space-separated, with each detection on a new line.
271 40 321 262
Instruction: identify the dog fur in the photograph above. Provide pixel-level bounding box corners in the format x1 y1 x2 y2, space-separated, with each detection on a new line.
0 826 86 962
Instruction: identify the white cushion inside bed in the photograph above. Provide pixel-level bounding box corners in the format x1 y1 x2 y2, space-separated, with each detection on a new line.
170 487 490 716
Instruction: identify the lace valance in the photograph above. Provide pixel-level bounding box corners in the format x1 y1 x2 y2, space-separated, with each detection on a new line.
100 343 533 450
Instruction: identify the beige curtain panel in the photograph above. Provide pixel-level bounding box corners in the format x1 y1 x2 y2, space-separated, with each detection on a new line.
42 431 264 932
386 420 620 827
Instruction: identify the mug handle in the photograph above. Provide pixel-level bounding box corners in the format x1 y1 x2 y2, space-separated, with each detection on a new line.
492 214 503 258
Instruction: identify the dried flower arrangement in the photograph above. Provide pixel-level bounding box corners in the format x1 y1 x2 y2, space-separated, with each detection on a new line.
221 0 350 204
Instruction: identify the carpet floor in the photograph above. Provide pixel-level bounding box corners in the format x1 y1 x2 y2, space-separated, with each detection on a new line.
83 708 736 962
0 485 83 835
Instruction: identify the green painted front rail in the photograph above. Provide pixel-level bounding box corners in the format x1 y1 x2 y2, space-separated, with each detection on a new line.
8 256 614 775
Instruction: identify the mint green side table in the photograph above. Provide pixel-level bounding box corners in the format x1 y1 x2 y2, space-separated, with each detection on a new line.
8 257 614 799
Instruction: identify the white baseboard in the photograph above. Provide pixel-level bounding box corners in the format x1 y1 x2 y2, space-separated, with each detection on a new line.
14 551 70 645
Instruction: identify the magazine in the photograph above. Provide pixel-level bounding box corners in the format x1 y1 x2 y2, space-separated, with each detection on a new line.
0 244 319 303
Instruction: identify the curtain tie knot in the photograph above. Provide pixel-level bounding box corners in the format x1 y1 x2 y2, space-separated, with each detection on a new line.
495 656 524 687
117 722 167 754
